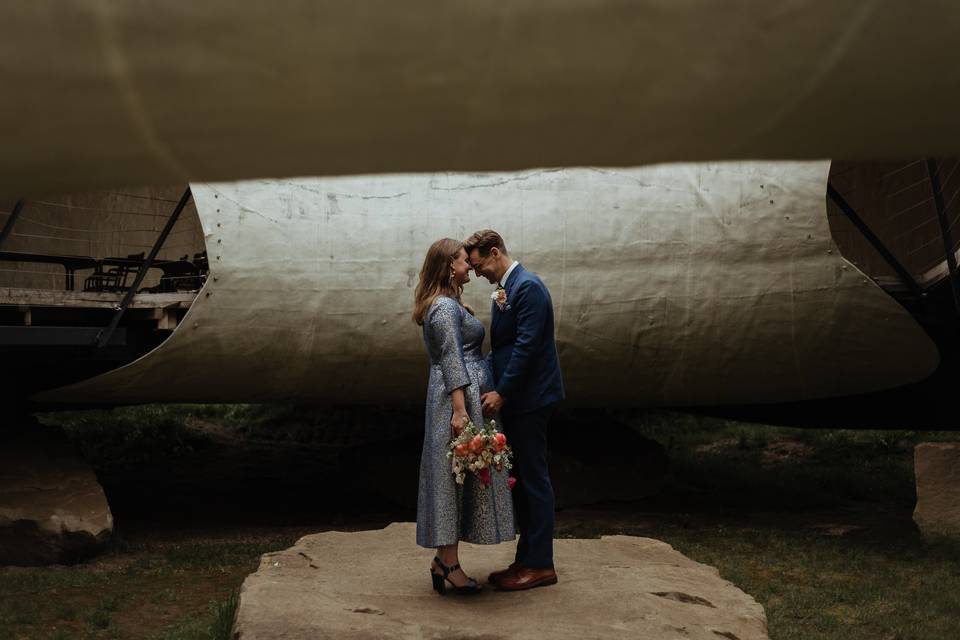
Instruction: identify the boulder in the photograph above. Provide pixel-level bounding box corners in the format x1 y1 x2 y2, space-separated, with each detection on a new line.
234 522 768 640
0 422 113 565
914 442 960 538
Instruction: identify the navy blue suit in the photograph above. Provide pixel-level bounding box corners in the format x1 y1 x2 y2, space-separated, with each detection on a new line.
488 263 564 569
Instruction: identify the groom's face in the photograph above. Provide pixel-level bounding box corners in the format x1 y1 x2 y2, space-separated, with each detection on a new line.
468 248 499 285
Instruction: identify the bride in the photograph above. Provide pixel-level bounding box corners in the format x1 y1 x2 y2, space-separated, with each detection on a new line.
412 237 514 595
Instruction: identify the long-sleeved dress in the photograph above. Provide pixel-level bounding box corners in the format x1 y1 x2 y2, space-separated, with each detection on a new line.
416 296 515 548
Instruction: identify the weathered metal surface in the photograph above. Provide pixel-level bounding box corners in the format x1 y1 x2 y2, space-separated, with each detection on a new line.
32 162 939 406
2 3 960 196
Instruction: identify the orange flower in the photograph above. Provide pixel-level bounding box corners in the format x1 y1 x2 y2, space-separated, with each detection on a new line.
454 443 469 458
470 435 484 453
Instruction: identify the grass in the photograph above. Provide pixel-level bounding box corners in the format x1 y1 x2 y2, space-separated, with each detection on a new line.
151 591 239 640
40 403 421 459
0 534 290 640
664 526 960 640
9 405 960 639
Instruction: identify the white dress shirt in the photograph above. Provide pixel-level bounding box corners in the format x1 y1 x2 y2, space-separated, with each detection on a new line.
499 260 520 288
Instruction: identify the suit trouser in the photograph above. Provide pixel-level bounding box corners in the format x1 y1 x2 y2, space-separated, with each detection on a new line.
503 403 557 570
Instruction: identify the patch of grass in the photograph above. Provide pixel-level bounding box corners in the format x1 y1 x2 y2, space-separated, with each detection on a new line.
39 404 214 468
161 540 293 572
618 410 960 510
37 403 389 465
208 591 240 640
676 527 960 640
54 602 78 621
86 606 113 630
0 530 295 640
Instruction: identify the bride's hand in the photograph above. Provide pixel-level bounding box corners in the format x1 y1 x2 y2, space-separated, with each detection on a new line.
451 409 468 436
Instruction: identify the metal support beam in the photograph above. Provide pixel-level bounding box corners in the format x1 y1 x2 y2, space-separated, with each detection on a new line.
926 158 960 314
826 183 923 299
95 187 192 348
0 199 25 249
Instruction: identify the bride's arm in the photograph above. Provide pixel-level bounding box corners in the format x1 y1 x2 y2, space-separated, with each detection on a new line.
427 298 471 434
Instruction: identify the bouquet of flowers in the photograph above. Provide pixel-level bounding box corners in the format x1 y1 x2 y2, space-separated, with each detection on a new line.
448 417 513 488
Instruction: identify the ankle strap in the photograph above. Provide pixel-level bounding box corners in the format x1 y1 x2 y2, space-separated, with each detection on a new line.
433 556 461 577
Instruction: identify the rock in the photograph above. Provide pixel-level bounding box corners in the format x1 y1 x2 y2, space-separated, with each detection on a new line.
914 442 960 537
0 423 113 565
234 522 768 640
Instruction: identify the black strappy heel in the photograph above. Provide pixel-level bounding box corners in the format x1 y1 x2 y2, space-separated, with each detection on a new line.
430 556 482 596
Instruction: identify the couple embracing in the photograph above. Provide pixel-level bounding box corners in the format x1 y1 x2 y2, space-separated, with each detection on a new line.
412 229 564 595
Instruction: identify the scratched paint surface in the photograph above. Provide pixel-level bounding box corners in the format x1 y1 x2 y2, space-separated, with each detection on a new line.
3 3 960 196
34 162 938 406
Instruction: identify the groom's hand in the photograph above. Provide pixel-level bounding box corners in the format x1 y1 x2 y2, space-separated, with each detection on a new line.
481 391 504 416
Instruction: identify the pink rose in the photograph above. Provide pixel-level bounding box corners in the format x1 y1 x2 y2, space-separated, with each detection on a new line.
508 476 517 490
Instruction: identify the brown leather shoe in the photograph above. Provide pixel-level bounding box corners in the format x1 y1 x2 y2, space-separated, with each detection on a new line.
487 561 523 586
495 566 558 591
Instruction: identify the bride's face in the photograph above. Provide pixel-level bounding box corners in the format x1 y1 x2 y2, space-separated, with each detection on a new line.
451 248 471 286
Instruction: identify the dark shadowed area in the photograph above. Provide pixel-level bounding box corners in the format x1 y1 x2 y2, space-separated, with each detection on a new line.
1 406 959 639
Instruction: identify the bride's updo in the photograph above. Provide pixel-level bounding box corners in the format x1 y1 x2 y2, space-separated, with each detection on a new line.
413 238 471 325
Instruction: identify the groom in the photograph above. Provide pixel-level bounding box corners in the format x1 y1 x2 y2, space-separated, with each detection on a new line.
464 229 565 591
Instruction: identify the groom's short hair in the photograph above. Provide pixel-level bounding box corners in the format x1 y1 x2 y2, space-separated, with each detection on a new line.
464 229 508 257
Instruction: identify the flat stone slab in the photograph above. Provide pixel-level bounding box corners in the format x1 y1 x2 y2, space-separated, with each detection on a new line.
235 522 768 640
0 426 113 565
914 442 960 537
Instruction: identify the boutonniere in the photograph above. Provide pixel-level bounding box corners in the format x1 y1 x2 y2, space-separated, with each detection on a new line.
491 287 508 311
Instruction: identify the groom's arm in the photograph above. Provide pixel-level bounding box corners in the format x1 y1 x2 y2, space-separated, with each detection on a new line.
494 280 548 401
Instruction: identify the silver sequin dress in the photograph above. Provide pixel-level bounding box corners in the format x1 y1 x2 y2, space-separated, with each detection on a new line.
416 296 515 548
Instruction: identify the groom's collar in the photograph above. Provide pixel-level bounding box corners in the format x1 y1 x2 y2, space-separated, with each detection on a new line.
499 260 520 288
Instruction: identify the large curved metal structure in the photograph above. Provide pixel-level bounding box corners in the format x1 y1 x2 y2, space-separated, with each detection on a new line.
20 161 938 407
3 3 960 197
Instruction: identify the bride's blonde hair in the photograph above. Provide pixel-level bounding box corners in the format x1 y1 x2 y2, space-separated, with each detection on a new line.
412 238 473 325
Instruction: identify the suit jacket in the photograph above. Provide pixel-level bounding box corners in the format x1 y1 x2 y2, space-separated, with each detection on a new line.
488 264 565 415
